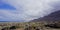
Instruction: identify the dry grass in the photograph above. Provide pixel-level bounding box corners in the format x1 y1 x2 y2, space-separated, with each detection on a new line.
0 22 60 30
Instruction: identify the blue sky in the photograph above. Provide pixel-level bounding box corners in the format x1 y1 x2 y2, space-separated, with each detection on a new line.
0 0 16 10
0 0 60 22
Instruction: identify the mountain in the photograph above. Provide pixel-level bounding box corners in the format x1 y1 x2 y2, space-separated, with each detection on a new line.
30 10 60 22
0 20 25 22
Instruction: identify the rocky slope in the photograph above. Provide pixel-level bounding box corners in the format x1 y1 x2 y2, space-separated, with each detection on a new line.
31 10 60 22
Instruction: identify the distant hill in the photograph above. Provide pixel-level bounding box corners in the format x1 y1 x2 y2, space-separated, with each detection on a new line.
30 10 60 22
0 20 25 22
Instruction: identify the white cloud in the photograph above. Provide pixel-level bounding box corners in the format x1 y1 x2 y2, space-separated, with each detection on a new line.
0 0 60 22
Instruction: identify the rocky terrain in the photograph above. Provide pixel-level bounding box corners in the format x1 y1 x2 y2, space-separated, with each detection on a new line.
31 10 60 22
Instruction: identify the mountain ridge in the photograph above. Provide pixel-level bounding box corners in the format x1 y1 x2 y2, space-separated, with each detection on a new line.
30 10 60 22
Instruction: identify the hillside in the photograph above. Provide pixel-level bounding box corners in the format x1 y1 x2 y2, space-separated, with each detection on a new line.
31 10 60 22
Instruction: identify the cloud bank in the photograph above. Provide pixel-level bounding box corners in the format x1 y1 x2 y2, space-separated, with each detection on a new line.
0 0 60 22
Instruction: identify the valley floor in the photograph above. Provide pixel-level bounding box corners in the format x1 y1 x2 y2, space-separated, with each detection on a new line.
0 22 60 30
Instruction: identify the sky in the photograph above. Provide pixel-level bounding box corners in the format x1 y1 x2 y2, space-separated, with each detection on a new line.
0 0 60 22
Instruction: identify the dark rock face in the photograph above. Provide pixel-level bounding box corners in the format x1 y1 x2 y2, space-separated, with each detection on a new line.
31 10 60 22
